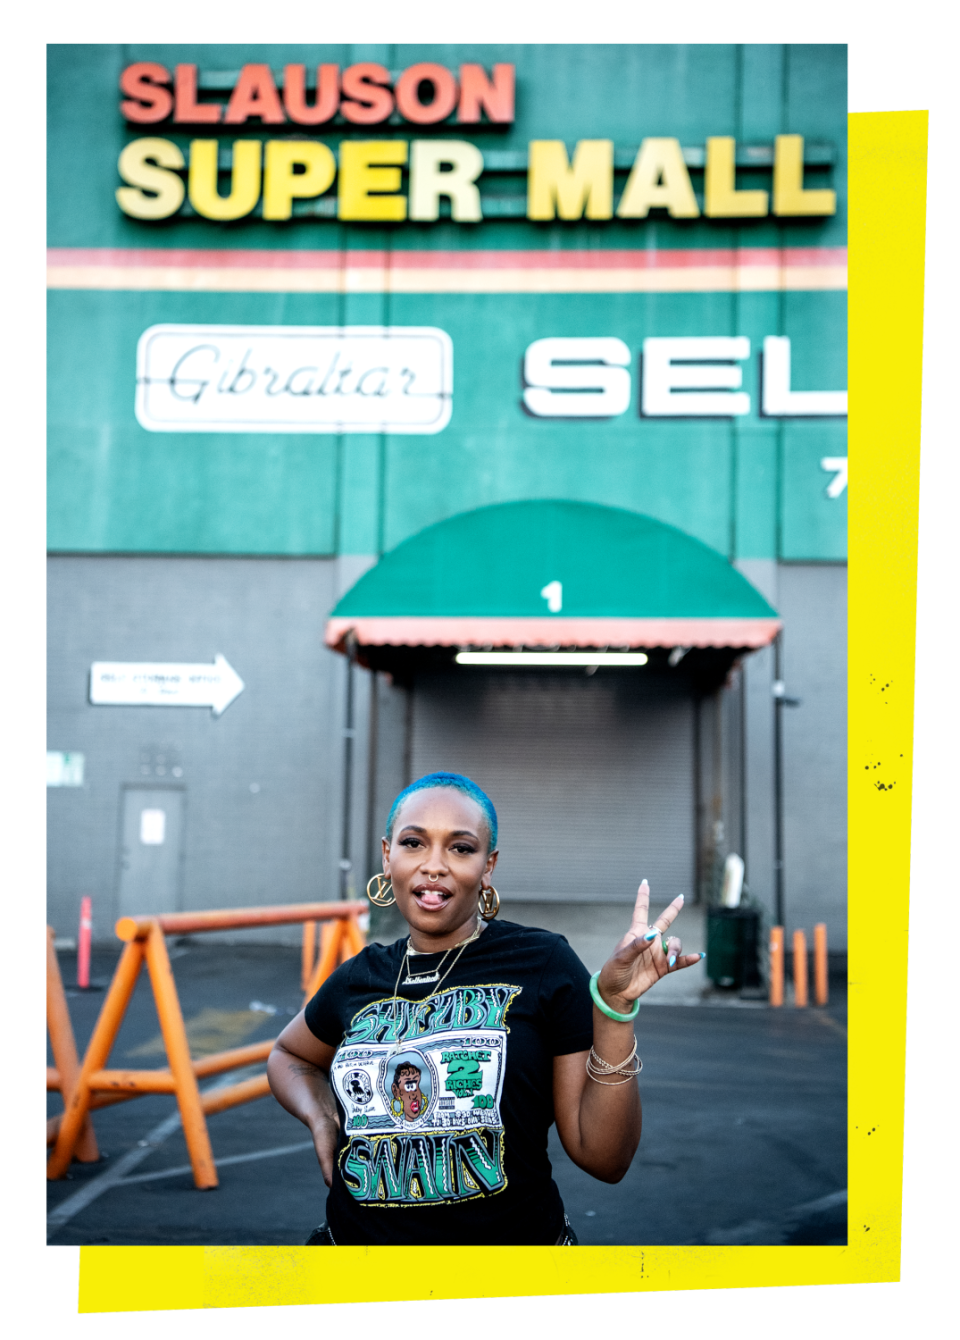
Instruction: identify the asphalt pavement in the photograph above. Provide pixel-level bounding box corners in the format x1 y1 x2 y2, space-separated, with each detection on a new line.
47 941 846 1247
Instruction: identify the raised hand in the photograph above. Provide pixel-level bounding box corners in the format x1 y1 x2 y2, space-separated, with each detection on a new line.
595 880 703 1012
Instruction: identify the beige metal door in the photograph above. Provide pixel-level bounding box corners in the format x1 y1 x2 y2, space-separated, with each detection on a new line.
117 786 185 918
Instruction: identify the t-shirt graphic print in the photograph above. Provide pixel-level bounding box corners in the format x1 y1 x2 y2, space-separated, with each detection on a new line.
303 920 595 1244
329 982 520 1207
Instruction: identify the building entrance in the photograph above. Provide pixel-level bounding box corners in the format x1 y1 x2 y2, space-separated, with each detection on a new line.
409 670 695 905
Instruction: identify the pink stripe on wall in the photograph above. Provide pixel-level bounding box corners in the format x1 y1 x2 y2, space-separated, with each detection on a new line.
48 245 846 272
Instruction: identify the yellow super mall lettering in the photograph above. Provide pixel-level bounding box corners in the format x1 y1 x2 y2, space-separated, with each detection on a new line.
115 135 837 222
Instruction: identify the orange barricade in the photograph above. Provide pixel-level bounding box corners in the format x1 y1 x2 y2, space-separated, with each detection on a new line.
46 927 100 1160
299 915 362 991
301 919 317 991
47 900 366 1189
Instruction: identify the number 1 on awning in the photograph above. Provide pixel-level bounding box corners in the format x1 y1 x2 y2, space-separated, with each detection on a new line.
540 580 562 613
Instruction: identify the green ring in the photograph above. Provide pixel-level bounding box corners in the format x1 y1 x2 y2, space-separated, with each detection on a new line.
589 971 640 1022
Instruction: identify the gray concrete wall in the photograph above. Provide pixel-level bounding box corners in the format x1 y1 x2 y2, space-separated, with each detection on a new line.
366 671 412 877
777 563 847 946
48 554 846 958
47 555 348 942
735 560 847 950
736 559 779 939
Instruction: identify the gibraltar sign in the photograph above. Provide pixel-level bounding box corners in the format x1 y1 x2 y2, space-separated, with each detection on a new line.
135 324 453 433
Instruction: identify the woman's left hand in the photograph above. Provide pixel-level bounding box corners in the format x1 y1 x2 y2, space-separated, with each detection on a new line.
595 880 703 1012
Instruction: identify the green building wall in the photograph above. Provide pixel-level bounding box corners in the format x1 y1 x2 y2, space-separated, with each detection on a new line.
47 44 846 562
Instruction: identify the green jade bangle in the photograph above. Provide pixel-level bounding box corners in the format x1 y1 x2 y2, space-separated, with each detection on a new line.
589 971 640 1022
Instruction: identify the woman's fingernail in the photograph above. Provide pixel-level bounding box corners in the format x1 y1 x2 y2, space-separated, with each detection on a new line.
643 930 658 942
668 954 677 968
677 894 684 903
699 952 706 960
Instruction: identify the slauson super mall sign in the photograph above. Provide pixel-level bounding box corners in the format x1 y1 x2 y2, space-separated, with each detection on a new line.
116 60 837 224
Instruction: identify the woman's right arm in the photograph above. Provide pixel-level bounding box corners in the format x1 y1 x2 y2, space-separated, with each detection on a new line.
267 1012 340 1186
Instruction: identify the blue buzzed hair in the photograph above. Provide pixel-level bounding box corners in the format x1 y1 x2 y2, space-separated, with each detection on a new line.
386 772 498 851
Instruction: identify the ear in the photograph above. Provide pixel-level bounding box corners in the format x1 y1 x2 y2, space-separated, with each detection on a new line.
483 848 499 879
381 835 391 874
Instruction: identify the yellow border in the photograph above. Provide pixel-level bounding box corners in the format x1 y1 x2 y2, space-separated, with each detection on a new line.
75 109 927 1312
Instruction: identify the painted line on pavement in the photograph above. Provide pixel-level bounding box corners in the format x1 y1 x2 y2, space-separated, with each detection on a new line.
46 1066 265 1235
117 1139 315 1185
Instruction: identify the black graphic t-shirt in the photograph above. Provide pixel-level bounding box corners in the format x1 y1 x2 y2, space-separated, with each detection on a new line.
303 918 593 1245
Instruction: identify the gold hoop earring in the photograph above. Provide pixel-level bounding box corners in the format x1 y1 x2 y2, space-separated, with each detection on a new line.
478 885 500 921
366 873 395 907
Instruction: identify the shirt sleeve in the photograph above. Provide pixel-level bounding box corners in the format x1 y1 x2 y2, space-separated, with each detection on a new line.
540 936 594 1056
303 957 354 1047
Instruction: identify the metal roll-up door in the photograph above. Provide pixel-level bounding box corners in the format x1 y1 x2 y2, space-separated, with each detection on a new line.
410 671 694 904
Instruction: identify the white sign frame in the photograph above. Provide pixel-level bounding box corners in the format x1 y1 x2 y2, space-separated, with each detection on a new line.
135 324 453 434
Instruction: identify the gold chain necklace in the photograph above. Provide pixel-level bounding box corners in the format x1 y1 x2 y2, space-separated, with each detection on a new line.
388 919 485 1058
402 916 482 991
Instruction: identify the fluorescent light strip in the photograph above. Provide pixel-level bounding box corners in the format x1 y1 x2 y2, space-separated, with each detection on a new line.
455 651 649 667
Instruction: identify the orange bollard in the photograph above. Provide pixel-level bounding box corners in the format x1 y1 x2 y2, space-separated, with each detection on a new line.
814 923 829 1006
793 929 809 1007
769 927 784 1007
77 895 93 989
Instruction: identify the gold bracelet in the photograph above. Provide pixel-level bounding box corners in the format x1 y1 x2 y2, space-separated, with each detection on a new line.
585 1037 643 1085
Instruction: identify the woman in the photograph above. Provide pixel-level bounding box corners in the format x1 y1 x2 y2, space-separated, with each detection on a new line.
268 771 703 1245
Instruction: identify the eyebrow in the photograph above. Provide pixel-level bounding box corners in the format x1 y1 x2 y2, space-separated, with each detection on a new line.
397 825 480 839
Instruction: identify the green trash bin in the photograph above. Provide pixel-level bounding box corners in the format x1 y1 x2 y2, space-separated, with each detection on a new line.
706 907 761 990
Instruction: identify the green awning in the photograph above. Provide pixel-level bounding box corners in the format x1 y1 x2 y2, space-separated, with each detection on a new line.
326 500 780 651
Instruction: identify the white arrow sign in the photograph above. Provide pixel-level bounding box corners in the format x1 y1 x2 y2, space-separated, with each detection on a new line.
89 654 245 716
